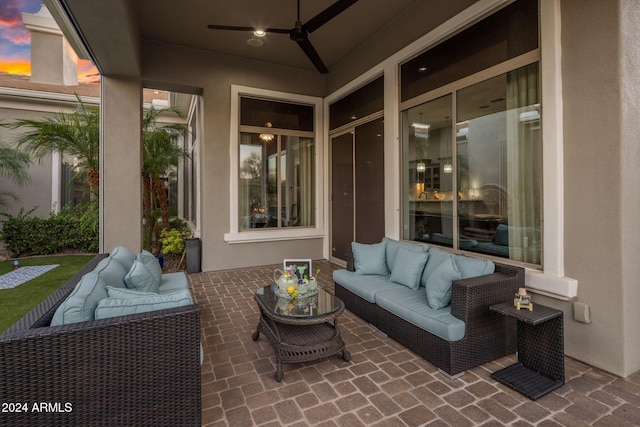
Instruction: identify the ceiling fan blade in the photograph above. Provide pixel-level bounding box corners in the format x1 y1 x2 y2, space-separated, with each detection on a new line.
296 37 329 74
303 0 359 33
207 24 290 34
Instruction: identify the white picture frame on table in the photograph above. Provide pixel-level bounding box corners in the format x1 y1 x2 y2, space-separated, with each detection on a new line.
283 259 312 280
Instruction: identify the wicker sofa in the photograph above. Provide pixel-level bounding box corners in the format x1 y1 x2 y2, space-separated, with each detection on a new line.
0 252 201 427
333 237 524 378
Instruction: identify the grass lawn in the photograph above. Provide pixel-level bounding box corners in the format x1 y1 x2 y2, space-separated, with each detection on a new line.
0 255 95 333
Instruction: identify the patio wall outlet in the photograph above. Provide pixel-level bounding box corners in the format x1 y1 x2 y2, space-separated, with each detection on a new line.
573 301 591 324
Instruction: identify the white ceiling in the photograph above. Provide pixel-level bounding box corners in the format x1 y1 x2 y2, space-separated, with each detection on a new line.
54 0 480 77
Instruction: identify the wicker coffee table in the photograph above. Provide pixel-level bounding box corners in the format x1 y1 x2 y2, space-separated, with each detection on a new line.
253 284 350 381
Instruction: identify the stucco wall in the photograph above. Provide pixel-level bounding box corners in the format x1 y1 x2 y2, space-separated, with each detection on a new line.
0 108 55 222
140 41 326 271
556 0 640 377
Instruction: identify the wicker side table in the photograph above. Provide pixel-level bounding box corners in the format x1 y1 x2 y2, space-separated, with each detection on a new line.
253 284 350 381
489 302 565 400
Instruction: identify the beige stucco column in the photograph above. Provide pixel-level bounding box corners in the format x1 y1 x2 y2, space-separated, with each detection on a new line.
99 77 143 253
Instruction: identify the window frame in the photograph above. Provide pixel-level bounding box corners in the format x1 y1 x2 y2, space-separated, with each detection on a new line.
399 52 542 268
225 85 324 244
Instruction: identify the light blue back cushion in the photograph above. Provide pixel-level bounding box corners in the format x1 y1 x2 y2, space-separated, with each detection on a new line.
124 260 160 293
93 256 127 289
421 247 453 287
138 250 162 285
383 237 428 272
94 289 193 319
454 255 495 279
51 273 107 325
110 246 136 271
352 241 389 275
425 256 461 309
389 246 429 290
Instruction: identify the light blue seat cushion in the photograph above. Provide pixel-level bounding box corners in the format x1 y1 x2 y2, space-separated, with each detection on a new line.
92 256 127 289
94 289 193 320
159 272 189 294
375 287 465 341
51 272 107 325
124 260 160 293
138 250 163 283
352 241 389 275
110 246 137 271
454 255 494 279
425 256 462 309
333 269 399 303
106 286 157 298
388 246 429 290
383 237 429 272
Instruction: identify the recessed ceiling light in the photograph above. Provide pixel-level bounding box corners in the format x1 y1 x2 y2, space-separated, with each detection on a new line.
247 38 263 47
253 30 266 37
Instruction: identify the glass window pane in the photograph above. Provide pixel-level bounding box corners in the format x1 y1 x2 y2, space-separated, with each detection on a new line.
239 133 268 229
238 132 315 230
240 97 313 131
61 154 90 208
400 0 538 102
282 136 315 227
330 76 384 130
401 94 454 246
457 63 541 264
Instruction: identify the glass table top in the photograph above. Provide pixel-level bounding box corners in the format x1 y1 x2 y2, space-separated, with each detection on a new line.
256 284 342 319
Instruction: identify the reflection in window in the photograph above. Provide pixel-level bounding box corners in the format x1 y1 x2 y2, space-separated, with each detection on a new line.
239 130 315 230
61 154 91 208
401 95 454 248
402 63 541 265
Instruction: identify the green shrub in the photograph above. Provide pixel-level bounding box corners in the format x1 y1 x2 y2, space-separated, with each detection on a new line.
0 204 98 257
160 226 192 256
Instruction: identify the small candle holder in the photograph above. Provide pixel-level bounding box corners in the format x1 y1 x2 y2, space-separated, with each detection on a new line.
514 287 533 311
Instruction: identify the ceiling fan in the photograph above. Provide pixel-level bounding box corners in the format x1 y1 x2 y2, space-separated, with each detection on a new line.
207 0 360 74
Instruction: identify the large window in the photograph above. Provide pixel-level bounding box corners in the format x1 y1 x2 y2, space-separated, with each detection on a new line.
401 0 541 266
238 97 315 230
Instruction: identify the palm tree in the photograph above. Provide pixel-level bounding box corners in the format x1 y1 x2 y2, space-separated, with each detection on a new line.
5 95 100 195
142 106 189 251
0 146 31 209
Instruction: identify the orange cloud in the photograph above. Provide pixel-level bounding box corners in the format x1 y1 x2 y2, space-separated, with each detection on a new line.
78 59 100 83
0 59 30 75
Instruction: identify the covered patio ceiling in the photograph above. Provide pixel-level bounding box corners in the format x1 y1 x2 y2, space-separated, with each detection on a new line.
46 0 481 79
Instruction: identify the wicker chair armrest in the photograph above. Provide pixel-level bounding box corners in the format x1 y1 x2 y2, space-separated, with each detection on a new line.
0 304 201 425
346 247 355 272
4 253 108 334
450 262 524 323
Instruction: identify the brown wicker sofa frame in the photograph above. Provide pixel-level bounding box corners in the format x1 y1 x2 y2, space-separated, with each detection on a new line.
335 250 524 378
0 254 201 427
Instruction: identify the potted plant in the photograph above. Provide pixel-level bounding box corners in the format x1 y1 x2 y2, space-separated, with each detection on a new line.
159 226 192 272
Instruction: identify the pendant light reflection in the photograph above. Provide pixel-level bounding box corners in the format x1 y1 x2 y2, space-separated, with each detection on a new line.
260 122 274 143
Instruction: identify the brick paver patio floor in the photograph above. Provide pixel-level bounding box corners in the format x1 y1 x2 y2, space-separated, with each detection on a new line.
189 260 640 426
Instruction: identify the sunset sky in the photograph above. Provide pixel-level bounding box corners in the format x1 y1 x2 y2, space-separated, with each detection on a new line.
0 0 99 83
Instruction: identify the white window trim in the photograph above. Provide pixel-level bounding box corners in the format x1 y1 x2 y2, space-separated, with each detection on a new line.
225 85 324 244
530 0 577 299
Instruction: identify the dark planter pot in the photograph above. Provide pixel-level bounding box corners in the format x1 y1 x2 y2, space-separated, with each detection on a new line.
155 254 164 268
185 238 201 274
